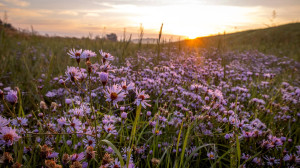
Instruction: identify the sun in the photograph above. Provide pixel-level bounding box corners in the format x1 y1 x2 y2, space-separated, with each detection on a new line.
129 4 255 40
186 33 199 39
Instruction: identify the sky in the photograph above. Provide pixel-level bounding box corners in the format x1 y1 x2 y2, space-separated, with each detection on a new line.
0 0 299 39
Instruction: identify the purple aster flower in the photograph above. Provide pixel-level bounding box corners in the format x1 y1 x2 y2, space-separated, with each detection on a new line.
121 80 135 93
99 72 109 86
103 124 118 135
104 85 126 108
146 111 152 117
82 161 89 168
23 146 32 154
45 91 56 98
70 108 84 117
66 140 72 146
100 62 112 72
11 117 28 127
149 121 156 127
47 152 59 159
241 153 251 160
121 112 127 119
99 50 114 63
0 127 21 146
83 136 96 148
6 90 18 104
283 154 297 162
106 146 114 154
0 116 10 130
69 117 82 130
264 156 279 166
65 66 80 81
82 50 96 60
57 117 68 127
58 79 65 85
224 133 233 139
109 158 121 168
68 48 83 64
152 128 162 136
252 157 263 166
120 106 125 111
207 151 216 160
65 98 72 105
242 131 253 139
70 152 85 162
134 88 151 108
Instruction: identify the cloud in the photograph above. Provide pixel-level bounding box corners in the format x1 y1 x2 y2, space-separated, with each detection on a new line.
59 10 78 16
4 0 30 7
0 2 5 7
84 12 100 17
5 8 43 17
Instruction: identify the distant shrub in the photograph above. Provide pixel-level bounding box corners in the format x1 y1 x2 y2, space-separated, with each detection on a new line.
106 33 117 42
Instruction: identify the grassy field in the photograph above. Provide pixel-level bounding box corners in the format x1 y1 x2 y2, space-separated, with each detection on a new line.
0 22 299 167
183 23 300 62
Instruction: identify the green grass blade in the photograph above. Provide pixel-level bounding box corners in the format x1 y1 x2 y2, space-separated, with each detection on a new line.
179 123 192 168
183 144 214 167
101 139 125 167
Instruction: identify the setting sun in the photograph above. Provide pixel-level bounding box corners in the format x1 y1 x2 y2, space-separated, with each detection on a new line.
129 4 260 38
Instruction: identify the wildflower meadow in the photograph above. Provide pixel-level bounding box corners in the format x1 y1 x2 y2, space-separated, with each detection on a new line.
0 23 300 168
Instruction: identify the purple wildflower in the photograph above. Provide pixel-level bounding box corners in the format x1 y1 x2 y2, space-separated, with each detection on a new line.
104 85 126 107
135 88 151 108
0 127 21 146
6 90 18 104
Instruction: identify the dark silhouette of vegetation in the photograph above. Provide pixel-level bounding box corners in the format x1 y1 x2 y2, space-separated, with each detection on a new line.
0 19 16 31
106 33 117 42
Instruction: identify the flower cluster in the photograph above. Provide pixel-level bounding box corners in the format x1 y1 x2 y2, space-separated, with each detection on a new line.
0 47 299 167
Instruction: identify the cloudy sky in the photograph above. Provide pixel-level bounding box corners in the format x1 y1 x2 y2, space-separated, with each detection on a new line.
0 0 299 39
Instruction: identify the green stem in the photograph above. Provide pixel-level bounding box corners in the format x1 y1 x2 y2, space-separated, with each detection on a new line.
126 104 142 167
